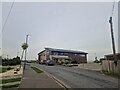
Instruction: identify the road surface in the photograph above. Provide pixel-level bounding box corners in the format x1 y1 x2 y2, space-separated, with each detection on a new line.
31 63 118 88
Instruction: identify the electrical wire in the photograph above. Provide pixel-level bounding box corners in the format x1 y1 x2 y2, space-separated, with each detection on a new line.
2 0 15 32
111 0 115 17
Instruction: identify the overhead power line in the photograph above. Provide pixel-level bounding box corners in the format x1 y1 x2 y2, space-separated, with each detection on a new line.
2 0 15 32
111 0 115 17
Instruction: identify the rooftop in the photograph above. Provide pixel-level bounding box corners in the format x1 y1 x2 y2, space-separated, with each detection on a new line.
105 53 120 56
45 48 88 54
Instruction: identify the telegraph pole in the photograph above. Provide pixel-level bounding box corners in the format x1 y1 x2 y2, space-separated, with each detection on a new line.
109 17 117 62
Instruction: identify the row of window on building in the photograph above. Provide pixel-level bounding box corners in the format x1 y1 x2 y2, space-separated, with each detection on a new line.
50 51 85 57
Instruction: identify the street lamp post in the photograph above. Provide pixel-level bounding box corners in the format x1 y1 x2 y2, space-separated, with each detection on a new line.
24 35 30 70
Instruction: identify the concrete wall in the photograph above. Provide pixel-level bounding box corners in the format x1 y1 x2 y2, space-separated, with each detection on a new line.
102 60 119 74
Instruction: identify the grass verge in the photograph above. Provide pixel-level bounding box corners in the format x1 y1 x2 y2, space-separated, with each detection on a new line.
31 66 43 73
0 84 20 89
26 64 30 66
0 77 21 84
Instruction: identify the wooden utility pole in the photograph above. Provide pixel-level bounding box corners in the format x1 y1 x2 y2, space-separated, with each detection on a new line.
109 16 117 61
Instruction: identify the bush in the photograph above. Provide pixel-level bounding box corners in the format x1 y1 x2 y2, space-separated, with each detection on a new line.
7 67 12 70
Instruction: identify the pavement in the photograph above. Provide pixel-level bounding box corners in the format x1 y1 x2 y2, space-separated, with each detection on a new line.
19 65 64 89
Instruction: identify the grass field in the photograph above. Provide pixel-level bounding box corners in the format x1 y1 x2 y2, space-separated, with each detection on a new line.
0 66 13 73
0 77 21 84
0 67 7 73
0 77 22 89
0 67 14 73
0 84 20 89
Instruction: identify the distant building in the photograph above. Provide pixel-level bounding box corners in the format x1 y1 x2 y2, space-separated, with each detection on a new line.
38 48 88 64
99 58 106 61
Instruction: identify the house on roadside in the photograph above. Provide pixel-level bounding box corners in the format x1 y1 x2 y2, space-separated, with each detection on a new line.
38 48 88 64
104 53 120 61
100 53 120 61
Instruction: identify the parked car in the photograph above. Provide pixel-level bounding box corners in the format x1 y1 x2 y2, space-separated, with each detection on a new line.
45 60 55 66
39 60 46 64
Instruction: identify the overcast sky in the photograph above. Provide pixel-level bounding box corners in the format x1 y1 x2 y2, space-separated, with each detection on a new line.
1 1 118 61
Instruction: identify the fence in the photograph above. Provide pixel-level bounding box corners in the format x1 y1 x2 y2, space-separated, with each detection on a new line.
102 60 120 74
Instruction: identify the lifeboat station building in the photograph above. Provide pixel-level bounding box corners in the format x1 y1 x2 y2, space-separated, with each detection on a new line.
38 48 88 64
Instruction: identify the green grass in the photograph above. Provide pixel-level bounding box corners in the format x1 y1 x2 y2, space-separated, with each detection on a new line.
31 66 43 73
27 64 30 66
0 77 21 84
0 84 20 89
0 67 14 73
0 67 7 73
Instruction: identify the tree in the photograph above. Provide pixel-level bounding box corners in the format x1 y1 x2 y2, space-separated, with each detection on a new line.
2 56 21 66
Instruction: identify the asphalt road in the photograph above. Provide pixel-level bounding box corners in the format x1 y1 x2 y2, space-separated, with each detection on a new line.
31 63 118 88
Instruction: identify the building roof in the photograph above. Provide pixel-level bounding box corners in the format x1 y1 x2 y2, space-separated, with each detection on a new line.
104 53 120 57
45 48 88 54
38 50 45 55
